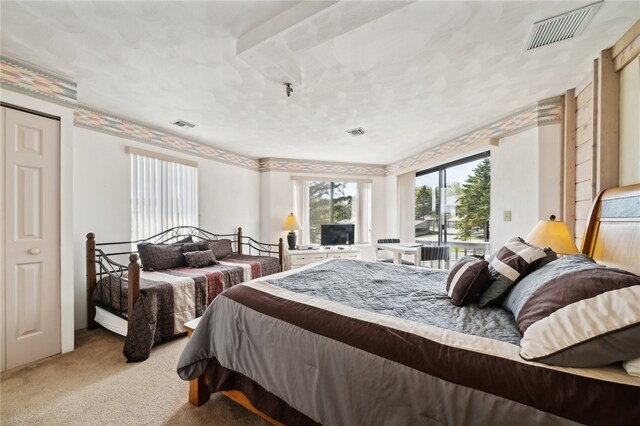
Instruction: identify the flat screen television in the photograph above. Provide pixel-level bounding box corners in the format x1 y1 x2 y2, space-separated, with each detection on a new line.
320 224 355 246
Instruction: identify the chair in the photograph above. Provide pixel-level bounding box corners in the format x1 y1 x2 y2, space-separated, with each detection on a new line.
376 238 415 265
419 245 450 269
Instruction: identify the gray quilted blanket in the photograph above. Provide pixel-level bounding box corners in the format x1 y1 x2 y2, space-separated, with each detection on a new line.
267 259 522 344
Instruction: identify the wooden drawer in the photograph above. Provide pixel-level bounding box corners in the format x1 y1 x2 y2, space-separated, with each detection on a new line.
290 254 327 266
327 252 360 259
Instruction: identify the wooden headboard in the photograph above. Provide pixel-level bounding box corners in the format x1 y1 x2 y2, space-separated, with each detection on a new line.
581 183 640 275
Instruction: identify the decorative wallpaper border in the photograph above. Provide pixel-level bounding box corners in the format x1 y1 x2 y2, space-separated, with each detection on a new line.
1 54 563 176
386 98 563 174
0 55 77 107
259 158 386 176
74 106 260 170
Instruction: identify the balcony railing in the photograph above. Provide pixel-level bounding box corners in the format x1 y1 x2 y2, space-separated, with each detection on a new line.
418 240 491 269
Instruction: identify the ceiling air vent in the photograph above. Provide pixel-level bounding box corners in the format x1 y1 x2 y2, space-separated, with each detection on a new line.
525 1 602 51
346 127 366 137
171 119 196 129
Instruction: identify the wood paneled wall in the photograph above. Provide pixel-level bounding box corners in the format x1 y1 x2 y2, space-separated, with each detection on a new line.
566 56 619 247
562 19 637 246
573 77 597 248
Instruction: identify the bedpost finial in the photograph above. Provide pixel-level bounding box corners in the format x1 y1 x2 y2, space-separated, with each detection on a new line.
238 227 243 232
279 237 283 243
129 253 139 263
87 232 95 240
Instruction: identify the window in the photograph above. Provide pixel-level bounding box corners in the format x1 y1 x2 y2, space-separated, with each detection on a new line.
129 147 198 240
293 178 371 244
415 152 490 246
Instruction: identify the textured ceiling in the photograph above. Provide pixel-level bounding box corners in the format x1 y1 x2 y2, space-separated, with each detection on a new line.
1 1 638 165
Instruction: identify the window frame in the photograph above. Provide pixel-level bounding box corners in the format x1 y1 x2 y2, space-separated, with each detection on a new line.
415 151 490 245
292 176 372 245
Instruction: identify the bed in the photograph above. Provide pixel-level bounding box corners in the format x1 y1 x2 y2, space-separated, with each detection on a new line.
86 226 283 361
177 185 640 425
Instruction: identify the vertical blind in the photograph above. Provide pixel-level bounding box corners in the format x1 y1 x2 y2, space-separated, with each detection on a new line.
397 171 416 243
131 152 198 240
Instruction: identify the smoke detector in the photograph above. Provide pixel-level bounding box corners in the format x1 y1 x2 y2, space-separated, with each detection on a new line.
525 1 602 51
346 127 366 137
171 119 196 129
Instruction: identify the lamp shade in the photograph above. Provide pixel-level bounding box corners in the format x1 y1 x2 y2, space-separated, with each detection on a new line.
282 213 302 231
525 217 578 255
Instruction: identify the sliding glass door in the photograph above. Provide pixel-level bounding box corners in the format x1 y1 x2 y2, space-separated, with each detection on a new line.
415 152 491 250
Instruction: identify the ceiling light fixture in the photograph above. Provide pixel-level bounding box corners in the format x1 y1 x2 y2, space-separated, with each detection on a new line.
284 82 293 97
346 127 366 137
171 119 196 129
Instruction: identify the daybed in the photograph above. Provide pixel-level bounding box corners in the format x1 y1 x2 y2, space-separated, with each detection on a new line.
177 185 640 425
86 226 283 361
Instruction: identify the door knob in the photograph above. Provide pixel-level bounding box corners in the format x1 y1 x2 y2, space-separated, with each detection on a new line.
29 248 40 255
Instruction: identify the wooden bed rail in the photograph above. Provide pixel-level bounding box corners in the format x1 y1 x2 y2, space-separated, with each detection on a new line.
127 254 140 325
86 227 285 330
86 233 97 330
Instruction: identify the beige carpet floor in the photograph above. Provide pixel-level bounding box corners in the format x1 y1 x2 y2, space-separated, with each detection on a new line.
1 328 267 425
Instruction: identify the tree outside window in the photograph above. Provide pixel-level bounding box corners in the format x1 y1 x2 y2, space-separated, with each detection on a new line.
455 159 490 241
308 181 355 244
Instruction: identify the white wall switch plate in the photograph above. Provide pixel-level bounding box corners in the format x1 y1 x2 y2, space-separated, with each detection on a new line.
504 210 512 221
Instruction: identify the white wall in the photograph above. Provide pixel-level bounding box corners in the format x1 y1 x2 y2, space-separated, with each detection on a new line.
538 123 563 221
619 56 640 186
259 171 388 261
72 127 260 329
490 127 540 249
490 124 562 249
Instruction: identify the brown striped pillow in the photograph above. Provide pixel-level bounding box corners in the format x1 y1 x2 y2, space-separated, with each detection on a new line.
519 264 640 367
446 257 491 306
478 237 547 308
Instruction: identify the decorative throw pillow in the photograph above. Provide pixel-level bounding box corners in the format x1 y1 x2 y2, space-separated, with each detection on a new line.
183 249 218 268
446 257 491 306
173 235 193 244
534 248 558 270
478 238 547 308
623 358 640 377
205 239 234 259
517 259 640 367
182 241 208 253
503 254 596 316
137 243 185 271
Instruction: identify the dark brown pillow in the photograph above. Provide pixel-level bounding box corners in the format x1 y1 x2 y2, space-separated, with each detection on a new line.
182 241 208 253
478 237 547 307
183 249 218 268
137 243 185 271
173 235 193 244
205 239 234 259
446 257 491 306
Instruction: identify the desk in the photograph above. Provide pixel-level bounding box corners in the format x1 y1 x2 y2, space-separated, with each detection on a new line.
373 243 421 265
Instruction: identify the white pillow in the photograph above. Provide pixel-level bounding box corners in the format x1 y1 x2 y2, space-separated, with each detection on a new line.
623 357 640 377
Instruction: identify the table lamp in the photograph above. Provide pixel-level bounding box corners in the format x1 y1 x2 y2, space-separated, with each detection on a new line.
282 213 302 250
525 215 579 255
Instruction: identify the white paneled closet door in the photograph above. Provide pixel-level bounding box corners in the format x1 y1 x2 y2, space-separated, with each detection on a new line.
2 106 61 371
